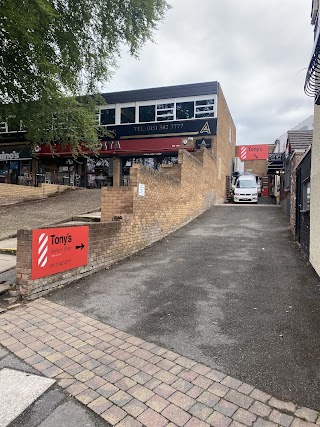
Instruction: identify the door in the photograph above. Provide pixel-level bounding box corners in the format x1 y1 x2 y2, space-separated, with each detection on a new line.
295 170 302 242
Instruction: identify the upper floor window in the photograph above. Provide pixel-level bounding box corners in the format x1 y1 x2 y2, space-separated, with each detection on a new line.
0 122 8 133
121 107 135 124
195 99 214 118
98 95 217 126
100 108 115 125
156 102 174 121
176 101 194 120
139 105 155 122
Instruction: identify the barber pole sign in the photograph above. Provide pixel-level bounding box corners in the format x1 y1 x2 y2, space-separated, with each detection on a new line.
32 226 89 279
37 233 48 268
238 145 268 161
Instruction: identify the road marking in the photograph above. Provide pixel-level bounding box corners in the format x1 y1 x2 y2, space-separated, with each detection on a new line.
0 368 55 426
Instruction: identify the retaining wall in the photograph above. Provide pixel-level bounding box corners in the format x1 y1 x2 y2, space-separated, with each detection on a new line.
16 148 224 299
0 183 72 206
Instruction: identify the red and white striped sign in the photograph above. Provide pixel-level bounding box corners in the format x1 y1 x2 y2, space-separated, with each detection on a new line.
238 145 268 161
37 232 48 268
32 226 89 279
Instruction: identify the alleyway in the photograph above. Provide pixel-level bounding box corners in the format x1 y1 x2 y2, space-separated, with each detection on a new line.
48 205 320 409
1 203 320 427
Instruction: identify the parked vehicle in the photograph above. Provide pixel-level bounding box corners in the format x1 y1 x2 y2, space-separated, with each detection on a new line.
232 174 258 203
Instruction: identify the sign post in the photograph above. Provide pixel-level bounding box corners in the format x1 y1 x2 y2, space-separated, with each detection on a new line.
32 226 89 279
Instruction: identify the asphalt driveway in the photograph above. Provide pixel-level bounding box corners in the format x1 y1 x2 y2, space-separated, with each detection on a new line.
49 205 320 410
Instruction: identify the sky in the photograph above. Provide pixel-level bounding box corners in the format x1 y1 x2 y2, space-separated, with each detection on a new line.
102 0 315 147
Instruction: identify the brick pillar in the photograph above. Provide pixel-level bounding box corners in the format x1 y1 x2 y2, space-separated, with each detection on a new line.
101 187 134 222
16 229 33 298
129 165 139 187
113 157 121 187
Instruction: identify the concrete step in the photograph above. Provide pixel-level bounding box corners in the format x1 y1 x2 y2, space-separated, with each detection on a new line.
0 238 17 255
72 211 101 222
0 283 10 294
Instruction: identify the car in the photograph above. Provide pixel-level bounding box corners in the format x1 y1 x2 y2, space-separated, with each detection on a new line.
233 174 258 203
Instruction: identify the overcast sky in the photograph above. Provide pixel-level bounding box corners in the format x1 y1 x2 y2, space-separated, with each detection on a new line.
103 0 315 147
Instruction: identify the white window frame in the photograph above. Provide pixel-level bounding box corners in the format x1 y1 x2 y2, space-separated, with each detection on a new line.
119 102 136 124
99 104 116 126
138 101 157 123
156 99 175 121
98 93 218 126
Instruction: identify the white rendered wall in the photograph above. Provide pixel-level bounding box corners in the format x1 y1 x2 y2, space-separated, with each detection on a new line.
310 105 320 276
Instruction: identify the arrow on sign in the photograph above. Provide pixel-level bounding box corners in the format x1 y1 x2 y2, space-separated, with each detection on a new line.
76 243 85 250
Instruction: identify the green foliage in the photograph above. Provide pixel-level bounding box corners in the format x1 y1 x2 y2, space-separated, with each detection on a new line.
0 0 170 102
0 0 170 152
0 95 103 156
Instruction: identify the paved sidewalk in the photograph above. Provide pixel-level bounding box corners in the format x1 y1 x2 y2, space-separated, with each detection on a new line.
1 299 319 427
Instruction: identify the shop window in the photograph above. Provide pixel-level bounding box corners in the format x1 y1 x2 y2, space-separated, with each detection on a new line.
139 105 155 122
176 101 194 120
100 108 115 125
121 107 135 124
195 99 214 118
302 179 311 211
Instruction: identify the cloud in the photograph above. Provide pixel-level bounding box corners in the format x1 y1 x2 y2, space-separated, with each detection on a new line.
103 0 315 146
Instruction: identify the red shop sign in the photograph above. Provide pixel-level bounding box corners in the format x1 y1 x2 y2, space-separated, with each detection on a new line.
238 145 268 161
31 226 89 279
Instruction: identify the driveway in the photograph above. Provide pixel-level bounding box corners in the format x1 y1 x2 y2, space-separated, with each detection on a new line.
49 205 320 409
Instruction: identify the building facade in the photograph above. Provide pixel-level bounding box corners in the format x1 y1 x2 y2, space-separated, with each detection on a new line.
0 82 236 197
295 147 312 259
304 0 320 277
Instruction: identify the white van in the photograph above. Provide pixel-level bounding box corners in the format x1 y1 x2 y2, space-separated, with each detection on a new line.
233 175 258 203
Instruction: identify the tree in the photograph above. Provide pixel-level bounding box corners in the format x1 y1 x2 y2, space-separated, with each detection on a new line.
0 0 170 153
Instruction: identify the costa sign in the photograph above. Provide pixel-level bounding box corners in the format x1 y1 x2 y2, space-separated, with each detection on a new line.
32 226 89 279
238 145 268 161
36 137 187 156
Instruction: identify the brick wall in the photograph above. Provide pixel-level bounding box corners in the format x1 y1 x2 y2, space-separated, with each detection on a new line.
16 147 227 299
243 159 268 177
17 222 121 299
216 86 236 201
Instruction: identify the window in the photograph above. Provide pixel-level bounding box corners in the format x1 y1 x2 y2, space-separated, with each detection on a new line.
176 101 194 120
302 179 310 211
121 107 135 124
100 108 115 125
0 122 8 133
156 102 174 121
237 179 257 188
195 99 214 118
229 127 232 144
139 105 155 122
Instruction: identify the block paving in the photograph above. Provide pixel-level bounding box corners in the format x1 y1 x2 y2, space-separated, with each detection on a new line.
0 298 319 427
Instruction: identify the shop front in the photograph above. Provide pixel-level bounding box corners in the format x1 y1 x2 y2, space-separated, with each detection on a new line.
36 135 196 188
0 144 34 185
36 145 114 188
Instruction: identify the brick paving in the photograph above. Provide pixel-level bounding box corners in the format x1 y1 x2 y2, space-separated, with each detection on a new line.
0 299 319 427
